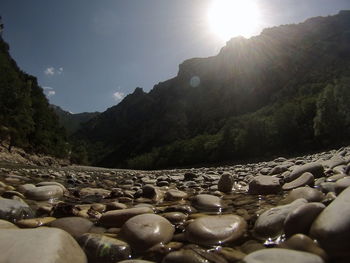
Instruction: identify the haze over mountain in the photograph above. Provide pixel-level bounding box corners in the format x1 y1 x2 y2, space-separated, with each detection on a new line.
73 11 350 169
51 105 99 135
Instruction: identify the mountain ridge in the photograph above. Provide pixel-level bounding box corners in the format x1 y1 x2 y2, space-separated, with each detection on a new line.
74 11 350 169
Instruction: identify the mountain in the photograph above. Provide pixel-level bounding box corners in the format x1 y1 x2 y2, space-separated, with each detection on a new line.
0 36 68 157
51 105 99 135
74 11 350 169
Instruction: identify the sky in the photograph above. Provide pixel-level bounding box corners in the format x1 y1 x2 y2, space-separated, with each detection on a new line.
1 0 350 113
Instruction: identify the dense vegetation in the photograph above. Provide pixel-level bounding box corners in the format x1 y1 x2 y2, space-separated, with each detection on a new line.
52 105 99 135
74 11 350 169
0 36 68 158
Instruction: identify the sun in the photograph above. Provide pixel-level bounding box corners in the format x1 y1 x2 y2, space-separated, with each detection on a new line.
208 0 261 41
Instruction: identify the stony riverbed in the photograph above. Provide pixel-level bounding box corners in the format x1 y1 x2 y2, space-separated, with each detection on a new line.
1 147 350 263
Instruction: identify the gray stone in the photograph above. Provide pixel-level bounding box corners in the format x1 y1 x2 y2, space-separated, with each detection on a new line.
284 202 325 238
49 217 93 239
243 248 324 263
25 185 64 201
120 214 174 252
185 215 247 246
218 173 234 193
78 233 131 263
335 177 350 194
254 198 307 239
0 198 34 222
310 185 350 260
99 207 154 227
0 227 87 263
248 176 281 194
282 187 324 204
282 172 314 190
286 162 324 182
192 194 223 212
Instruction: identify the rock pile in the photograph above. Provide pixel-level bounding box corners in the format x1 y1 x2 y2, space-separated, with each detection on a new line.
0 146 349 262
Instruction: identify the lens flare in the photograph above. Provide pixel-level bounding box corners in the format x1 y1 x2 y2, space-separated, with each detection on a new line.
208 0 261 40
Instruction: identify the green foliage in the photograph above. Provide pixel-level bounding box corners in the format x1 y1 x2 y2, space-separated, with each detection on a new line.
0 37 68 157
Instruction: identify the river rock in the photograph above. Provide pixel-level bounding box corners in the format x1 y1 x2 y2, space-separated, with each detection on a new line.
49 217 94 238
185 215 247 246
282 172 314 190
164 189 188 201
191 194 223 212
0 227 87 263
0 219 18 229
243 248 324 263
310 185 350 260
121 214 174 252
78 233 131 263
17 217 56 228
218 173 234 193
0 198 34 222
284 202 325 237
282 187 324 204
334 176 350 194
254 198 307 239
286 162 324 182
278 234 328 261
25 185 64 201
248 175 281 194
99 207 154 227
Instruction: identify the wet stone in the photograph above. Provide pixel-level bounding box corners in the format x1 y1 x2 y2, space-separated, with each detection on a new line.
218 173 234 193
282 172 314 190
283 202 325 238
99 206 154 227
78 233 131 263
282 187 324 204
243 248 324 263
49 216 94 239
254 198 307 240
185 215 247 246
25 185 63 201
248 176 281 195
0 198 34 222
192 194 223 212
16 216 56 228
120 214 175 252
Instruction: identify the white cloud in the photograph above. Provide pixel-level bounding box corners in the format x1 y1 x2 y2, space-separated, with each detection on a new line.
43 86 56 97
113 91 125 101
44 66 63 76
44 67 55 76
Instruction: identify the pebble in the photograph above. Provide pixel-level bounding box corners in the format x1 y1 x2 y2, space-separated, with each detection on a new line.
243 248 324 263
99 207 154 227
120 214 175 252
0 198 34 222
218 173 234 193
278 234 328 261
283 202 325 237
286 162 324 182
248 175 281 194
310 185 350 260
281 187 324 204
254 198 307 239
0 227 87 263
78 233 131 263
16 216 56 228
49 217 94 239
185 215 247 246
282 172 314 190
25 185 64 201
191 194 223 212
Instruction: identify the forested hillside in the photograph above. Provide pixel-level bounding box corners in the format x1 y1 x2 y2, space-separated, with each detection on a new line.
73 11 350 169
0 37 68 158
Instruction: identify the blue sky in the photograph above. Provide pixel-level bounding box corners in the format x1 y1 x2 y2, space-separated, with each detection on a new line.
2 0 350 113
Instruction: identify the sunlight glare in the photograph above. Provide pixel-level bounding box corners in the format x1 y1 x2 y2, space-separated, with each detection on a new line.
208 0 261 40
